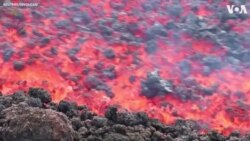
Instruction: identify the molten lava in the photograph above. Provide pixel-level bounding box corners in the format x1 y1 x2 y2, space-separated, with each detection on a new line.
0 0 250 135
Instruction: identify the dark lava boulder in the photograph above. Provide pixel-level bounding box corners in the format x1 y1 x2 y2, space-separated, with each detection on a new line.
13 60 25 71
0 104 74 141
28 88 52 103
141 71 173 98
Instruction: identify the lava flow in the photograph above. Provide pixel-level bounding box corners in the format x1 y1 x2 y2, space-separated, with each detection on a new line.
0 0 250 135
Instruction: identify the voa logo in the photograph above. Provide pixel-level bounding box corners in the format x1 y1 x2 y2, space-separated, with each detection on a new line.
227 5 248 14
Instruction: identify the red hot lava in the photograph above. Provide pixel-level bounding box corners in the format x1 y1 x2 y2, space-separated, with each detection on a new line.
0 0 250 135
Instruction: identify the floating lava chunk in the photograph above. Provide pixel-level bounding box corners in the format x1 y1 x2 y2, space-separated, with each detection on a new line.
0 0 250 135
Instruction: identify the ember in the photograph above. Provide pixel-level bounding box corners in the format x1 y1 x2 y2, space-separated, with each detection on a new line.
0 0 250 139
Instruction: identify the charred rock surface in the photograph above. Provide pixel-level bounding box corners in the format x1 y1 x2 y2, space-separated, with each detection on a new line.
13 60 25 71
0 104 74 141
84 75 114 98
0 89 249 141
141 71 173 98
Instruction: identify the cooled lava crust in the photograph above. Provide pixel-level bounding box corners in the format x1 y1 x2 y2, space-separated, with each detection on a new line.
0 88 249 141
1 0 250 136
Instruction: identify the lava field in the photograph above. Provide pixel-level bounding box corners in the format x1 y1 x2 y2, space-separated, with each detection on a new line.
0 0 250 140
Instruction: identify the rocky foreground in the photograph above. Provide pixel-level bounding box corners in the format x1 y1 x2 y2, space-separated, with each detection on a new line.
0 88 249 141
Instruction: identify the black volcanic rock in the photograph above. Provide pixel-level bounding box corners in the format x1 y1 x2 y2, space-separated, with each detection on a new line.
103 48 116 59
202 56 223 70
167 3 183 17
146 23 167 40
13 60 25 71
0 89 248 141
72 11 91 24
84 75 114 97
2 48 14 61
58 100 72 114
27 97 43 108
145 40 158 54
55 20 70 29
102 66 117 79
28 88 52 103
141 71 173 98
0 104 74 141
40 37 50 46
179 60 192 77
